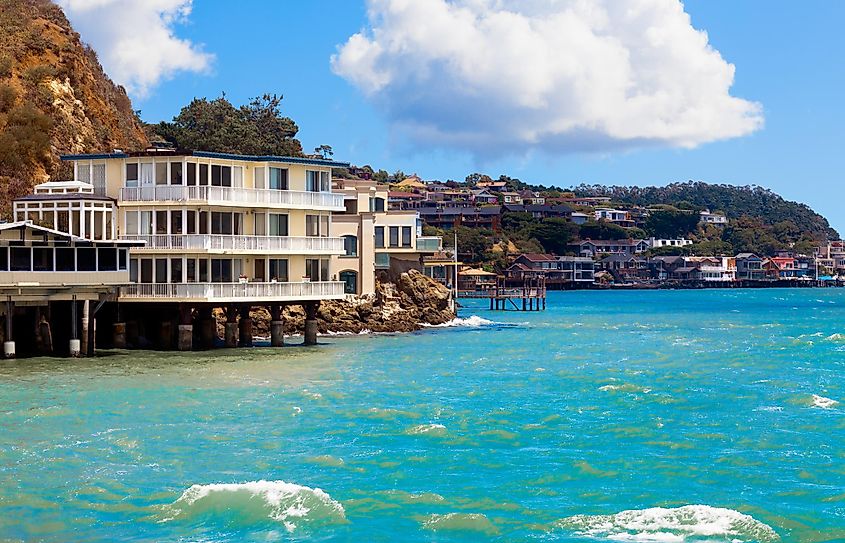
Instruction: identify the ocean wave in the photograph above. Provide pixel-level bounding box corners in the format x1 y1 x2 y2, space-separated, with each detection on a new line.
824 333 845 342
599 384 651 394
405 423 447 436
421 315 507 328
420 512 499 535
810 394 839 409
161 480 345 533
555 505 779 542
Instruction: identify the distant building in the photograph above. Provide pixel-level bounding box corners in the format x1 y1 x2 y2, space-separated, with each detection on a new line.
735 253 765 280
594 208 635 228
700 210 728 226
504 254 594 289
572 239 649 258
647 237 693 249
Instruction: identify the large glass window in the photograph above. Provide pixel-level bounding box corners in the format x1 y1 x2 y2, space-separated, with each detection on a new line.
211 259 232 282
270 259 288 282
125 212 138 235
155 162 167 185
320 215 330 238
269 167 288 190
56 248 74 271
199 259 208 282
254 213 266 236
269 214 288 236
33 248 53 271
186 162 197 186
371 197 385 212
305 258 329 282
343 235 358 256
254 167 266 189
130 258 138 282
170 162 183 185
155 211 168 234
375 226 384 248
170 258 182 283
97 248 116 271
155 258 167 283
171 210 183 234
306 170 330 192
125 163 139 187
211 165 232 187
389 226 399 247
199 164 209 186
187 259 196 282
77 248 96 271
306 215 320 237
339 271 357 294
402 226 412 248
140 259 153 283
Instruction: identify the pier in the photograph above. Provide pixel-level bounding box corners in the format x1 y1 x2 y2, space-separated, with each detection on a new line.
480 276 547 311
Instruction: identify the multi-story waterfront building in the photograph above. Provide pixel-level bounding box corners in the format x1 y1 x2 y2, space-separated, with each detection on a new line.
61 149 351 349
332 177 443 295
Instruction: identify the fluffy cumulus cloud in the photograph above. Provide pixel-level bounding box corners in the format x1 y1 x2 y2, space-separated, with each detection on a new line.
57 0 213 98
332 0 764 156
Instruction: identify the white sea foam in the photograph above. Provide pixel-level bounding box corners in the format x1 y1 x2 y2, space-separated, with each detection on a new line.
811 394 839 409
556 504 780 542
421 315 497 328
406 423 447 436
162 480 345 532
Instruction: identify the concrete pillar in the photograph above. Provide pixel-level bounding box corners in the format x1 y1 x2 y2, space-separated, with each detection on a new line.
69 339 81 357
112 322 127 349
270 305 284 347
178 325 193 351
238 305 253 347
81 300 90 356
38 315 53 354
160 320 173 350
3 341 15 359
225 323 238 348
304 302 319 346
201 317 216 349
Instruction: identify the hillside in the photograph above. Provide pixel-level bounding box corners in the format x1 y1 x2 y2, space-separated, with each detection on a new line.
571 181 838 241
0 0 148 214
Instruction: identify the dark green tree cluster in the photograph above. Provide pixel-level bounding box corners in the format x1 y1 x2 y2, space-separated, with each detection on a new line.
154 94 303 157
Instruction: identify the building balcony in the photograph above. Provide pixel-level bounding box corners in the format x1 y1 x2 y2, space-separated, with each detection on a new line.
119 281 346 303
118 185 345 211
120 234 344 255
416 236 442 252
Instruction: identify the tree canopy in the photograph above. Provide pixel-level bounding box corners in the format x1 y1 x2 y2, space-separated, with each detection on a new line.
154 94 303 156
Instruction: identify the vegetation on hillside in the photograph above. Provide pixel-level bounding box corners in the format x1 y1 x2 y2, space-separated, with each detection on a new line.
0 0 148 215
152 94 303 157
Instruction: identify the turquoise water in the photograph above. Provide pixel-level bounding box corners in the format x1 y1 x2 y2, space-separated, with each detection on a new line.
1 289 844 542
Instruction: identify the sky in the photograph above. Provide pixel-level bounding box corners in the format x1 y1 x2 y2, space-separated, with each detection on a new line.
58 0 845 235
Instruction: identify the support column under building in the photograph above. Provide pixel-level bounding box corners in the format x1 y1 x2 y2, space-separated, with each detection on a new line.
224 307 238 348
270 305 284 347
304 302 319 346
238 305 253 348
3 298 14 359
69 297 81 357
178 304 193 352
113 322 127 349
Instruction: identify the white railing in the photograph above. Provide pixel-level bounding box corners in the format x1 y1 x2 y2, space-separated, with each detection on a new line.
119 185 345 209
120 281 345 301
121 234 344 253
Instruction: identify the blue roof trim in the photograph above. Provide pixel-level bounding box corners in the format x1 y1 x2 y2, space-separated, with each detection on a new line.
60 153 128 161
60 150 349 168
192 151 349 168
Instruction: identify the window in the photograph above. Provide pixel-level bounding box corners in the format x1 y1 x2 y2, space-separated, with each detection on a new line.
155 258 167 283
211 259 232 282
402 226 412 248
187 259 196 282
305 258 329 282
233 166 243 188
211 212 233 235
389 226 399 247
126 163 139 187
342 235 358 256
0 247 6 271
140 259 153 283
77 162 91 183
199 211 209 234
155 162 167 185
56 248 74 271
211 165 232 187
340 271 357 294
77 248 96 271
254 259 265 281
320 215 330 238
33 248 53 271
375 226 384 248
92 164 106 193
306 215 320 237
269 167 288 190
140 163 154 186
140 211 152 235
254 213 266 236
269 214 288 236
170 162 183 185
130 258 138 282
371 197 385 212
156 211 168 234
306 170 330 192
170 258 182 283
97 248 117 271
199 259 208 282
186 162 197 186
118 249 127 271
199 163 209 186
125 212 138 235
270 259 288 282
254 167 266 189
171 210 183 234
187 211 196 234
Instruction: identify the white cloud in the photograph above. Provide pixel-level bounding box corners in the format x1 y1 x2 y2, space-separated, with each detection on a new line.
332 0 764 157
57 0 214 99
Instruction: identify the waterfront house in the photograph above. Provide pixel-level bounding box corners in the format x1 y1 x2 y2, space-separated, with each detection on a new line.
572 239 649 258
600 254 649 282
504 254 594 288
457 268 497 293
333 178 442 295
735 253 766 280
61 149 353 349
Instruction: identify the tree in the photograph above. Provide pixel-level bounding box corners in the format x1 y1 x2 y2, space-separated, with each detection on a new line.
465 172 492 186
579 220 629 240
529 218 579 254
373 169 389 183
501 211 537 232
314 144 333 159
154 94 303 156
644 209 700 239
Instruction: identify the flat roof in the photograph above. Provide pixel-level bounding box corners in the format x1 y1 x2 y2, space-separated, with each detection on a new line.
60 150 349 168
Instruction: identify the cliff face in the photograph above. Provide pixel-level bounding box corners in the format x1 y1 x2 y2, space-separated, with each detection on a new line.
0 0 148 213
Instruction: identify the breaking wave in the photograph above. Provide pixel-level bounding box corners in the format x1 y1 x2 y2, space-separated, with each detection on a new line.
810 394 839 409
161 480 346 533
405 423 447 436
555 505 779 542
422 315 508 328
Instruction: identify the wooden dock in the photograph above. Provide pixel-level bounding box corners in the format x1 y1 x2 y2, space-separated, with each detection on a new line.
470 276 546 311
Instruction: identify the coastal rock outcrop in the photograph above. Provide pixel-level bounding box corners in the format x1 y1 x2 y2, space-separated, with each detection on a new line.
216 269 455 337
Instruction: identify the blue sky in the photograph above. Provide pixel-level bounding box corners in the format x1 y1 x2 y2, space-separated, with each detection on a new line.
63 1 845 235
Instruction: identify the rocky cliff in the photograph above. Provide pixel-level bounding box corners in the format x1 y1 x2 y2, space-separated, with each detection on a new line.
0 0 148 213
217 270 456 336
